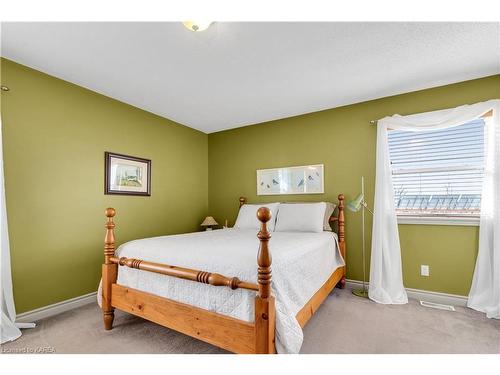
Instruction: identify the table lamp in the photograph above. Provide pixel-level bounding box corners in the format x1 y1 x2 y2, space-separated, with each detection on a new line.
347 176 373 298
201 216 218 231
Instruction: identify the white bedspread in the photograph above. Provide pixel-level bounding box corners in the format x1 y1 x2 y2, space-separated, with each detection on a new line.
98 228 344 353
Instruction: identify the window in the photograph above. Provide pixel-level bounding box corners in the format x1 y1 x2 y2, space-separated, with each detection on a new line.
388 118 485 223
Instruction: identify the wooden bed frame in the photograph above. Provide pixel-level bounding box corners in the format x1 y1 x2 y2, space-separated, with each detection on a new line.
101 194 346 354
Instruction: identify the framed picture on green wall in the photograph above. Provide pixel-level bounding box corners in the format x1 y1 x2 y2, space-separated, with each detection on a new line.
104 152 151 196
257 164 324 195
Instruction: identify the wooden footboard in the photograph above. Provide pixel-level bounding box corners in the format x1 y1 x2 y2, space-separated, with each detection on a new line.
111 284 256 353
101 195 346 354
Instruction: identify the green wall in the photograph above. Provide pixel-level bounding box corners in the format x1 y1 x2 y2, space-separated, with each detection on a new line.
208 74 500 296
1 59 208 313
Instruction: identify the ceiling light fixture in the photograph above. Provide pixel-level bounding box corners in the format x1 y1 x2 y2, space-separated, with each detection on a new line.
182 21 213 32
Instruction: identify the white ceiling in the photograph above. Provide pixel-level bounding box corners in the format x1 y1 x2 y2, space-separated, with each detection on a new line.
1 22 499 133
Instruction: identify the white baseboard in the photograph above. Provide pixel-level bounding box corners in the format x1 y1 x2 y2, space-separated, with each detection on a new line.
16 291 97 323
346 279 468 307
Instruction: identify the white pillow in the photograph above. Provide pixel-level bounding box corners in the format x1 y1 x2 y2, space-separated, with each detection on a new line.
275 202 326 233
323 202 336 231
234 203 280 231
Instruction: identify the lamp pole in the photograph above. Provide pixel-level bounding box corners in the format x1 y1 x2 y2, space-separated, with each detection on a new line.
347 176 373 298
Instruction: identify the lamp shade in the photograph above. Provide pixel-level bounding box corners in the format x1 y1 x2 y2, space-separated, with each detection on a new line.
347 193 364 212
201 216 218 227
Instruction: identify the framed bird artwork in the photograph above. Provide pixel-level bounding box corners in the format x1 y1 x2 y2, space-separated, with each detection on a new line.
256 164 324 195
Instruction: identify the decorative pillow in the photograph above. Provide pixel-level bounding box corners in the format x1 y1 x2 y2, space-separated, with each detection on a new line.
275 202 326 233
234 203 280 231
323 202 336 231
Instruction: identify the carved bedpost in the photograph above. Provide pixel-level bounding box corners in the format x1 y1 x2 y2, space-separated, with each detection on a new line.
102 208 118 330
254 207 276 353
337 194 346 289
239 196 247 208
104 208 116 265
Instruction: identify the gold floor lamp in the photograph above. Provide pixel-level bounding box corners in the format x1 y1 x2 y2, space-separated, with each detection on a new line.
347 176 373 298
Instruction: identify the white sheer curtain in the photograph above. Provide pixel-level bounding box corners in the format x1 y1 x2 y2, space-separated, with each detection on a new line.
1 117 21 343
371 99 500 309
370 122 408 304
468 101 500 319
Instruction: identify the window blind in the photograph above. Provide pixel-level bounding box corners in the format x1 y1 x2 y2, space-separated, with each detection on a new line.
388 118 485 217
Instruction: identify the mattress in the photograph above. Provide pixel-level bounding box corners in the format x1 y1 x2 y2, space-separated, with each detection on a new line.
99 228 344 353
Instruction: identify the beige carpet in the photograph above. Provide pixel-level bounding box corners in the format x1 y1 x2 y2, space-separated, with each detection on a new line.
2 288 499 354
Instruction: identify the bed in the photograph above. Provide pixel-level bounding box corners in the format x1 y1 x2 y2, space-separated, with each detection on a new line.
100 195 346 354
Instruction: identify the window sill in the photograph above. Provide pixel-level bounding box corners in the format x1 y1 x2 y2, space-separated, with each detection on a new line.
397 216 480 226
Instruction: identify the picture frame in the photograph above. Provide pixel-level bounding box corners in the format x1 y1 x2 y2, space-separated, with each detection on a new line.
256 164 324 195
104 152 151 196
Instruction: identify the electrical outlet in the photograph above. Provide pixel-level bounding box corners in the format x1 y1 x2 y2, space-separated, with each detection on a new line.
421 265 430 277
